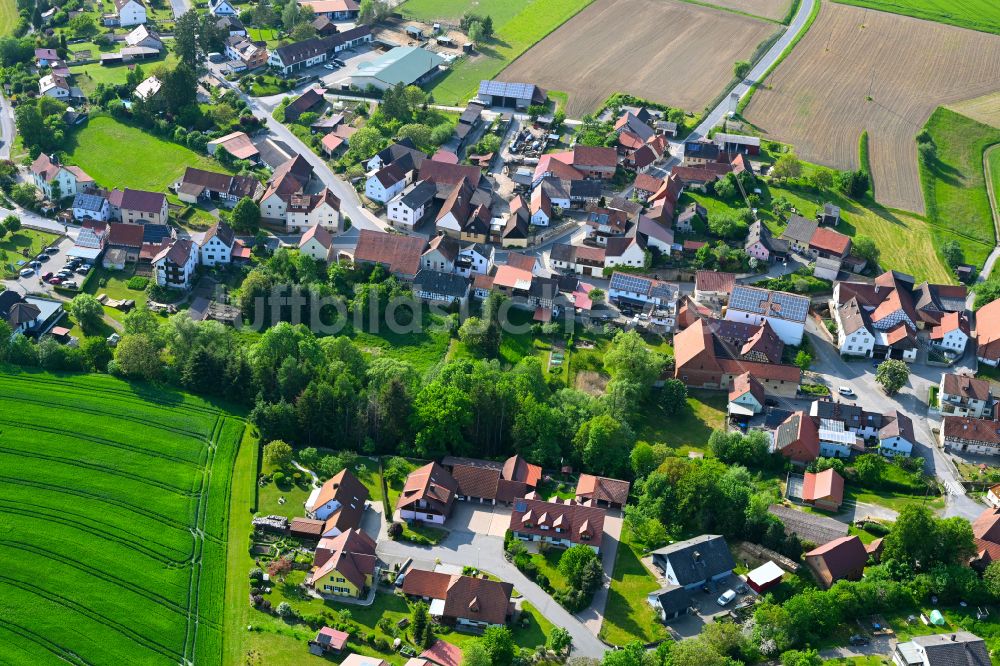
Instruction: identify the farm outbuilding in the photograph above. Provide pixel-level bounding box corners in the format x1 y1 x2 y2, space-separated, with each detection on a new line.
350 46 444 91
746 561 784 593
477 80 546 110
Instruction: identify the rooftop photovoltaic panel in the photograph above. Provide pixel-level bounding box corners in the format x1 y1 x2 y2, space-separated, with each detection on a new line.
730 285 809 322
479 80 536 99
610 272 654 295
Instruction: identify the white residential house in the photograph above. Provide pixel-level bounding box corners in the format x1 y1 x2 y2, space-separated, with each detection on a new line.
364 163 407 203
878 412 915 458
208 0 238 16
30 153 93 199
152 239 198 290
817 419 856 459
930 312 970 355
457 244 494 277
604 236 646 269
285 189 341 233
299 224 333 262
939 373 993 419
726 285 808 346
134 75 162 101
834 298 876 358
38 73 70 99
530 188 551 226
71 192 110 222
197 221 236 267
114 0 147 26
386 180 435 230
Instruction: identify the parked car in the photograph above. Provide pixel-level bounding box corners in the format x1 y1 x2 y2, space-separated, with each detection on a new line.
75 266 90 275
44 246 59 255
62 280 78 289
35 253 49 262
29 261 41 270
107 332 121 347
849 635 870 646
717 589 737 606
19 267 34 277
764 398 778 407
332 58 345 67
48 277 62 285
838 386 855 397
323 63 336 70
42 272 53 281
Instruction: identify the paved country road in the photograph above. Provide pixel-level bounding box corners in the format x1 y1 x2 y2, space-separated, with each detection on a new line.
687 0 817 142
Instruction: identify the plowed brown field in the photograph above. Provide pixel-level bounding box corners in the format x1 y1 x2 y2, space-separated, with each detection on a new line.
698 0 790 21
498 0 778 117
744 2 1000 214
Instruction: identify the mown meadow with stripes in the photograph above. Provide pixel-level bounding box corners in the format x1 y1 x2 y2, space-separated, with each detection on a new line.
0 368 246 665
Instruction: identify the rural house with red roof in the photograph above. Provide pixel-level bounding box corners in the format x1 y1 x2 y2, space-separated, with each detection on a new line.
397 462 459 524
801 468 845 511
772 411 820 464
575 474 630 509
440 455 542 504
805 535 867 588
305 468 369 538
401 569 513 628
307 528 377 598
509 496 607 552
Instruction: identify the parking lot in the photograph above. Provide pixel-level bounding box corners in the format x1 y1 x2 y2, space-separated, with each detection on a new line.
314 45 385 91
5 233 76 296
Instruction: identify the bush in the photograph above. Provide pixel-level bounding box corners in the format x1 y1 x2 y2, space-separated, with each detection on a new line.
126 276 149 291
272 471 286 486
387 521 403 540
276 601 294 618
249 567 264 581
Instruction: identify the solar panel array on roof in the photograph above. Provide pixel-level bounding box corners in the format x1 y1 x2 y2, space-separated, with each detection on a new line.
650 282 677 302
729 286 809 322
479 80 535 100
610 272 654 295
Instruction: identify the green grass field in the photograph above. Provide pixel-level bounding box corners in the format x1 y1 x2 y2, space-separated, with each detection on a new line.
0 0 17 36
600 528 669 646
0 229 60 278
0 368 246 665
71 54 179 96
685 168 956 284
400 0 593 105
65 115 229 191
636 390 728 456
919 107 1000 269
831 0 1000 35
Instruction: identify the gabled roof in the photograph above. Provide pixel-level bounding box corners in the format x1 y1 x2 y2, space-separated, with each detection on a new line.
353 229 425 277
575 474 630 505
637 215 673 246
120 188 166 214
510 497 606 548
208 131 259 160
802 468 844 505
633 172 664 195
30 153 63 182
419 159 482 189
570 145 617 168
72 192 107 213
782 214 818 243
152 238 194 267
398 462 458 515
974 507 1000 543
729 371 765 405
308 528 376 590
774 411 820 462
420 640 463 666
768 504 848 545
300 223 333 250
695 270 735 294
729 285 809 323
906 632 990 666
402 570 513 626
809 226 851 256
941 373 990 401
107 222 144 248
272 26 371 66
414 269 470 299
879 410 914 443
285 87 325 120
977 298 1000 361
805 535 867 581
931 311 969 340
307 468 369 534
651 534 735 585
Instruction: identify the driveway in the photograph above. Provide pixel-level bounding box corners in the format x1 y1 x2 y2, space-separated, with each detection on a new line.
377 501 611 658
804 317 983 520
4 232 75 296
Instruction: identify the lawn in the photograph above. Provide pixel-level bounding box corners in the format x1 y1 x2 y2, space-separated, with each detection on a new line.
65 114 230 191
636 390 728 455
0 228 60 278
349 311 452 379
71 53 179 95
405 0 594 105
530 548 568 593
247 27 282 48
0 0 17 36
919 107 1000 269
831 0 1000 35
599 527 669 646
385 458 419 513
685 165 956 284
0 368 246 665
81 266 150 323
845 486 944 514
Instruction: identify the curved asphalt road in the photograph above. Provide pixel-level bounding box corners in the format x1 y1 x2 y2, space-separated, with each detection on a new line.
686 0 817 143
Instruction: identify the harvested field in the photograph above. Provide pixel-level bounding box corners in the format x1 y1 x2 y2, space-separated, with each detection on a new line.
831 0 1000 35
499 0 778 117
693 0 791 21
948 91 1000 129
744 2 1000 214
0 369 245 665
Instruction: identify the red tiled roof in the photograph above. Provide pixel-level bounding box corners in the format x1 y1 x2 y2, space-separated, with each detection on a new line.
978 298 1000 361
570 145 617 168
420 640 462 666
975 507 1000 543
809 227 851 256
695 270 735 294
802 468 844 505
575 474 630 505
353 230 425 277
633 173 664 195
510 497 606 547
729 371 765 405
108 222 144 248
805 535 867 582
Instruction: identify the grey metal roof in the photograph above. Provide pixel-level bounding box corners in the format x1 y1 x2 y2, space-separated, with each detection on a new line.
910 632 990 666
650 535 735 586
782 214 818 243
650 585 690 617
399 180 436 209
768 504 848 545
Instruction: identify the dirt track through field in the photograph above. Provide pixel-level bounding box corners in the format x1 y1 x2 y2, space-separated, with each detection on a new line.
744 2 1000 214
695 0 790 21
498 0 778 117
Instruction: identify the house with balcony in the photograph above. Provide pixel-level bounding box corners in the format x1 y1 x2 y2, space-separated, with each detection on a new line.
939 373 993 419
